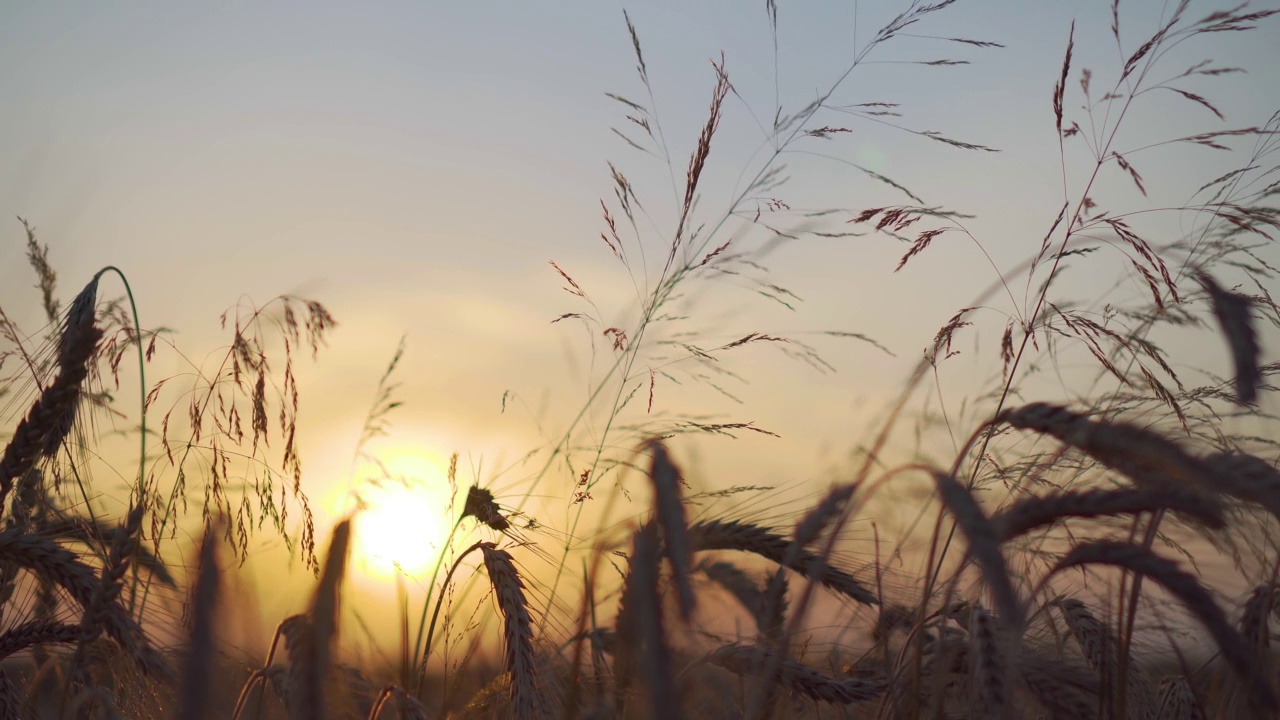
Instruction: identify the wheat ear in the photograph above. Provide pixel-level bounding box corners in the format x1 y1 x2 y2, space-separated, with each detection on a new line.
1156 675 1205 720
1198 270 1260 405
698 559 779 635
1202 451 1280 523
1017 654 1101 720
0 526 167 678
367 684 428 720
0 620 81 660
0 669 17 720
0 276 101 511
480 543 538 720
176 523 220 720
462 485 510 531
288 519 350 720
1240 582 1280 651
73 499 145 681
1049 541 1276 714
749 483 859 718
1054 597 1116 676
1053 597 1155 718
709 643 886 705
930 471 1023 628
646 441 696 622
688 518 877 605
967 604 1011 720
997 403 1228 509
993 486 1225 541
615 522 681 719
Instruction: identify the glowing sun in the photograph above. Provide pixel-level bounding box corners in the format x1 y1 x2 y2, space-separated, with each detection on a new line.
343 447 454 579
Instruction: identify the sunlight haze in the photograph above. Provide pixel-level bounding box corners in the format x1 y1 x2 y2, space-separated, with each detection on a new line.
3 0 1279 674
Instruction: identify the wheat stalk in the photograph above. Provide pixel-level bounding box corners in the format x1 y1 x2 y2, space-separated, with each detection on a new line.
231 618 297 720
1049 541 1276 714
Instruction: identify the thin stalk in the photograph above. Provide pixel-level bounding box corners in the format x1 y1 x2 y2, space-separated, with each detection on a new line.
413 541 488 699
410 515 465 695
531 17 906 633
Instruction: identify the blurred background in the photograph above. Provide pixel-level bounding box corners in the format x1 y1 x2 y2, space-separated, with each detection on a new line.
2 0 1277 659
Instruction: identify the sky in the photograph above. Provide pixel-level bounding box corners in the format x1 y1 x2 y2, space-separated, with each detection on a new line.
2 0 1278 656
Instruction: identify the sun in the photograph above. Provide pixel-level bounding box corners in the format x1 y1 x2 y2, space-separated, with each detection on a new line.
341 447 455 580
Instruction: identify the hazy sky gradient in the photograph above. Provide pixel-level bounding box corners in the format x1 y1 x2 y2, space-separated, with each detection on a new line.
2 1 1278 648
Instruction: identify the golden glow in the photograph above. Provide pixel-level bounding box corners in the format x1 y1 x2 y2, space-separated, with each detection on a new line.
341 447 454 580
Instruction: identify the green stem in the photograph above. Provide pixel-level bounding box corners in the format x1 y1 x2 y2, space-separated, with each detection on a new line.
420 541 487 668
410 514 465 695
95 267 149 616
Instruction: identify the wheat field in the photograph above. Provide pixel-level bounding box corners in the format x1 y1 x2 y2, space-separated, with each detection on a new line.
3 1 1280 718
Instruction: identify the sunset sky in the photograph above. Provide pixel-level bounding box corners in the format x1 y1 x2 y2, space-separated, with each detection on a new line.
2 1 1278 653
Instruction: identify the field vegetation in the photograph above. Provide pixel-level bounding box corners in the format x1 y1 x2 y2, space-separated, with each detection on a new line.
2 1 1280 718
